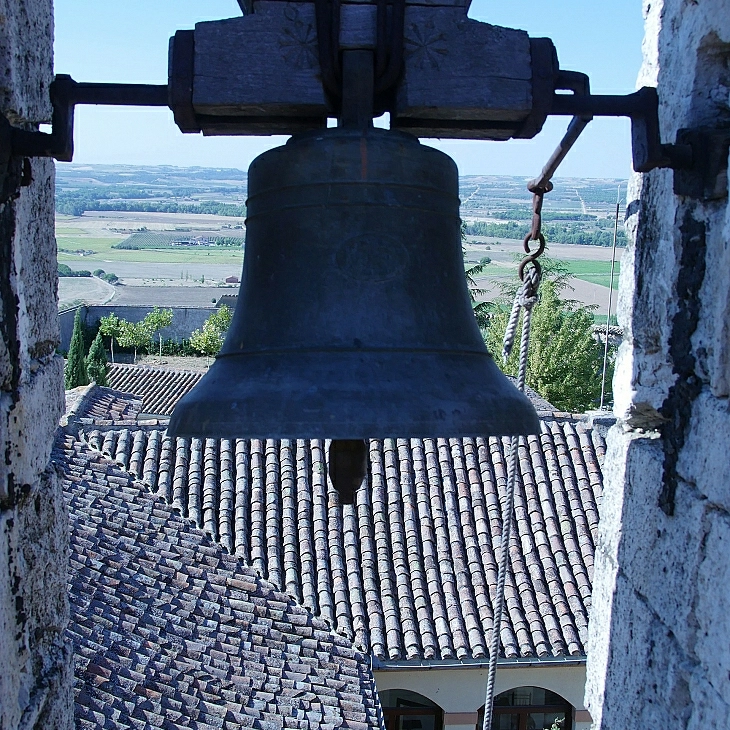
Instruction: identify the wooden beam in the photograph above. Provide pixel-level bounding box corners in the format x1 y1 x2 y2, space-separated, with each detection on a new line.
193 3 327 120
393 8 532 133
190 1 539 139
246 0 473 10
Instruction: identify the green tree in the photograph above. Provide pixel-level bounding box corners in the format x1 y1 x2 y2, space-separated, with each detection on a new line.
65 309 90 389
118 320 152 363
494 255 575 302
85 332 109 386
142 306 173 357
99 313 124 363
485 278 607 412
190 305 233 357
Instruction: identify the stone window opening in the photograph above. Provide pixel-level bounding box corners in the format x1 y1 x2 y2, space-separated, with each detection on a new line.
476 686 573 730
379 689 444 730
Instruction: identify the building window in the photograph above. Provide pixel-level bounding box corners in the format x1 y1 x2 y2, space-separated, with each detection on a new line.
476 687 572 730
380 689 444 730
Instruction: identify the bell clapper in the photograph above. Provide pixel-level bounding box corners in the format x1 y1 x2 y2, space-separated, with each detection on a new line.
328 439 368 505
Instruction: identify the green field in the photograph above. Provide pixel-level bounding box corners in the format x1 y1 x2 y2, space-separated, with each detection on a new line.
562 260 621 289
113 231 244 249
57 236 244 265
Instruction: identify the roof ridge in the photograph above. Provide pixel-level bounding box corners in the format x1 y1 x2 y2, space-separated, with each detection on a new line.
56 431 383 728
68 428 361 644
60 432 262 589
109 362 206 375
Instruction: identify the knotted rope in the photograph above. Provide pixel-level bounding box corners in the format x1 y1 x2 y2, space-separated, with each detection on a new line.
502 263 541 384
480 115 589 727
481 261 541 730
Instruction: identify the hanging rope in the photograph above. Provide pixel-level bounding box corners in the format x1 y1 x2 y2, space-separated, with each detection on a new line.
479 112 591 730
481 188 548 730
481 259 541 730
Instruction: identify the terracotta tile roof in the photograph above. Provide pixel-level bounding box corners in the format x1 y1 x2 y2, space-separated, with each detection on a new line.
56 429 382 729
107 364 557 420
517 383 556 412
68 384 143 426
73 387 607 662
217 294 239 308
107 364 204 416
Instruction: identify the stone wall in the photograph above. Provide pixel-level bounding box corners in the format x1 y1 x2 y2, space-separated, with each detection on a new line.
0 1 73 729
58 304 217 352
585 2 730 728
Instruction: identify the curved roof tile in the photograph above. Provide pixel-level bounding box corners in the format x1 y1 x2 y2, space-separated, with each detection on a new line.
72 384 607 662
56 430 382 729
107 364 204 416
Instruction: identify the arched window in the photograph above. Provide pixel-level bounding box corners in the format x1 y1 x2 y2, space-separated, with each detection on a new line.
379 689 444 730
476 687 572 730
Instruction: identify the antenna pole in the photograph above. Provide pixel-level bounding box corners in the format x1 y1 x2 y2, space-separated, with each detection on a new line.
600 186 621 409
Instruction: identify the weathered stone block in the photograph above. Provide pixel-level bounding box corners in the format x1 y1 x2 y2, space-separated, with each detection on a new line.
679 391 730 513
694 510 730 707
691 203 730 398
0 468 72 730
587 1 730 727
686 669 730 730
0 1 73 727
0 357 64 502
0 0 54 124
613 171 677 423
13 157 59 362
587 569 692 728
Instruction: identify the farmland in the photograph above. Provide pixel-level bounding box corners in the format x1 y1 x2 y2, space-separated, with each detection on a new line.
58 275 116 311
55 164 626 314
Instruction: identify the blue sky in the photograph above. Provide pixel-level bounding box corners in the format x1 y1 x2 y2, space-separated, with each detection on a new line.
54 0 644 178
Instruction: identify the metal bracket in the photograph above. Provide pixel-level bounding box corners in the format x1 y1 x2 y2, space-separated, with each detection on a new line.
0 75 168 204
673 127 730 200
0 59 698 179
1 75 168 168
550 85 692 172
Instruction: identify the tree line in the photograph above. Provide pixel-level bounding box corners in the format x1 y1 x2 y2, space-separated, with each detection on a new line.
463 220 627 247
56 193 246 218
64 305 235 388
58 264 118 283
487 208 597 222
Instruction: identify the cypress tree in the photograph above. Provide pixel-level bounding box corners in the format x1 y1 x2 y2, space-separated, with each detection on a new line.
86 332 109 386
65 309 90 389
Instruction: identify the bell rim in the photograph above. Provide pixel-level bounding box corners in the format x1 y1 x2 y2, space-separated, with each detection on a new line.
168 349 541 440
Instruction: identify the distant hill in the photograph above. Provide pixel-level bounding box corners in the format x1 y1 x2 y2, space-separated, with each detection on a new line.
55 164 628 245
55 164 249 217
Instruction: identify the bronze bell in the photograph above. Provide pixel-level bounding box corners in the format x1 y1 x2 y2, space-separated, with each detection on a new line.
168 127 539 443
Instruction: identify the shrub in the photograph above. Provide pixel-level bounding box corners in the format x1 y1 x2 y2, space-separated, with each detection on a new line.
65 309 90 389
190 306 233 356
86 332 109 386
160 338 196 356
